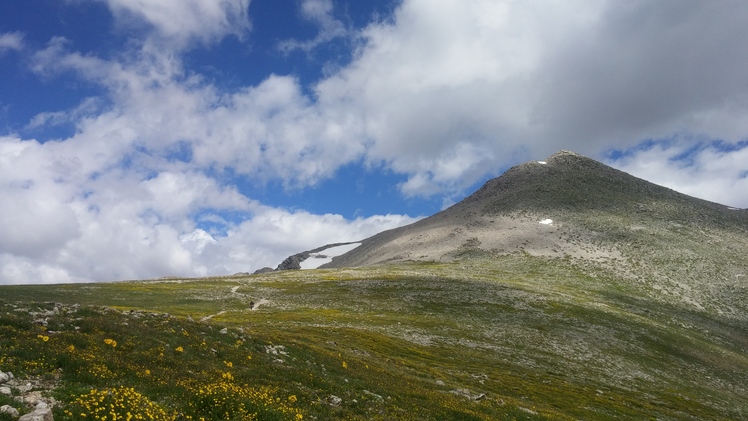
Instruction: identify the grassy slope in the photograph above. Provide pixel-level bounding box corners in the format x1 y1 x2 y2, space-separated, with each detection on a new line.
2 255 747 420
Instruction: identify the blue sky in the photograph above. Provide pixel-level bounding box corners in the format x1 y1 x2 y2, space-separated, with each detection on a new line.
1 0 747 284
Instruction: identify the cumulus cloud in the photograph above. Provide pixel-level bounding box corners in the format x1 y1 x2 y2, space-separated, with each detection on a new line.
0 130 419 284
0 9 406 284
28 37 366 187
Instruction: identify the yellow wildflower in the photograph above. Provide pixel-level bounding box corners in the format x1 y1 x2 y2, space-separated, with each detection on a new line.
175 346 184 353
342 361 348 369
104 338 117 347
37 335 49 342
288 395 297 403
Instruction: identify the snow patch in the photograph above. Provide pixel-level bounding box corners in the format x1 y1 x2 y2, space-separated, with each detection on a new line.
300 243 362 269
728 207 740 210
537 161 547 165
539 219 553 225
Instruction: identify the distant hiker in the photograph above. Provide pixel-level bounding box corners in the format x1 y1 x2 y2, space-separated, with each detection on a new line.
249 301 255 310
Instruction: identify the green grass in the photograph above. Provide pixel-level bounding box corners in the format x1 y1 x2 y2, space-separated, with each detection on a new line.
1 256 747 420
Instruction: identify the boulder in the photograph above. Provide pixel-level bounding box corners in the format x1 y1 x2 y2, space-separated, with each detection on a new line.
0 405 19 418
327 395 342 406
18 407 53 421
0 371 12 384
23 391 43 407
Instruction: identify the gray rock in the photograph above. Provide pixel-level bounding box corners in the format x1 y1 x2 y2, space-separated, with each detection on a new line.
276 242 360 271
276 253 307 271
327 395 343 406
1 405 19 418
0 371 11 384
0 386 11 396
18 407 53 421
362 390 383 402
23 391 43 407
449 388 486 401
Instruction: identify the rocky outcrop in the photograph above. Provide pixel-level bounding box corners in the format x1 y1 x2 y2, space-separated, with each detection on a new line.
0 370 56 420
18 406 53 421
274 242 361 271
276 253 308 271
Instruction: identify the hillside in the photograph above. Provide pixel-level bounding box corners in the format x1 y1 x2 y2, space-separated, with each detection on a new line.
1 151 747 420
323 151 748 319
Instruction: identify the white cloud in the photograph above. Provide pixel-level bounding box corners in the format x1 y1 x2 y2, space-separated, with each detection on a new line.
29 37 367 187
0 39 412 284
0 185 80 259
103 0 250 49
608 141 748 208
26 97 103 131
0 32 24 54
279 0 349 54
0 131 418 284
396 142 496 198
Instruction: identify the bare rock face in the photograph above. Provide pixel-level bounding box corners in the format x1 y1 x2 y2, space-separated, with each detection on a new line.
0 370 57 421
276 252 308 271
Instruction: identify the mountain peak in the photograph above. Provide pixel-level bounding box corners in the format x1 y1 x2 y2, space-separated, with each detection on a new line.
322 150 747 269
548 149 583 159
457 150 637 214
